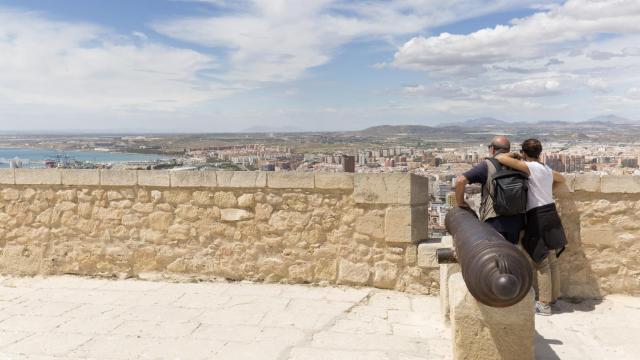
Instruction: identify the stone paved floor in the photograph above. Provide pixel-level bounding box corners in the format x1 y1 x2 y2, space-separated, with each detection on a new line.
0 276 638 360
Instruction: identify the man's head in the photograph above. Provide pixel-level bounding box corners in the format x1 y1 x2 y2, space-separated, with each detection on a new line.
488 135 510 155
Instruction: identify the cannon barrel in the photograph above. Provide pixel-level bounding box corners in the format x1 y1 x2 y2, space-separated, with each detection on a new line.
440 207 533 307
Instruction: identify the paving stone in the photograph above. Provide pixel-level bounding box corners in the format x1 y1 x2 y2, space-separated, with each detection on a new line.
289 348 391 360
3 332 93 357
0 275 637 360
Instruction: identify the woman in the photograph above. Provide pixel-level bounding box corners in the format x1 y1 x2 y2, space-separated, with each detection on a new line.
495 138 567 316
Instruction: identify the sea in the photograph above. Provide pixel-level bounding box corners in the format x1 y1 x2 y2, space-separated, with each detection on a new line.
0 148 167 168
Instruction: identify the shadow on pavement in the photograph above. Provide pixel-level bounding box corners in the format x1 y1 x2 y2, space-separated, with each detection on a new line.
535 331 562 360
551 298 603 314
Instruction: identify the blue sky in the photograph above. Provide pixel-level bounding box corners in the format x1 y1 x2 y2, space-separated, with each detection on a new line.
0 0 638 132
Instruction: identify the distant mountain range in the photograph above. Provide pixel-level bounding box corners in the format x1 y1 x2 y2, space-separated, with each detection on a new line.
241 125 304 133
356 114 638 136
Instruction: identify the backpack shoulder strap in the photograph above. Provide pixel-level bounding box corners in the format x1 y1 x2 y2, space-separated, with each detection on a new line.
487 157 503 172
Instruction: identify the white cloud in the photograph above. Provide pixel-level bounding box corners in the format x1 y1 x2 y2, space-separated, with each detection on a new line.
497 78 561 97
152 0 552 86
0 8 221 113
393 0 640 71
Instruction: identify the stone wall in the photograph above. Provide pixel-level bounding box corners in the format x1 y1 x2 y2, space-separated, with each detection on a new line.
0 169 435 294
555 175 640 298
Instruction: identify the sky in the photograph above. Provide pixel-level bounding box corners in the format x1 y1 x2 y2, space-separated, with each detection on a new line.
0 0 639 132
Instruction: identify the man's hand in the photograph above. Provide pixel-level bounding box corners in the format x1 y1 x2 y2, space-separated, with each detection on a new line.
457 201 470 208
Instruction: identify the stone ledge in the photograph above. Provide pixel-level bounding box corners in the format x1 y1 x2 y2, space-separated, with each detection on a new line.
100 170 137 186
314 173 354 190
600 175 640 193
137 170 170 187
0 168 15 184
15 169 61 185
384 206 428 243
574 174 601 192
267 172 314 189
354 173 429 205
417 240 442 269
61 169 100 186
170 171 217 188
216 171 266 188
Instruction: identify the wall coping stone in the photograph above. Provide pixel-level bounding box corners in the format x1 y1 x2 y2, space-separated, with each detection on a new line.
267 172 314 189
314 173 354 190
61 169 100 186
0 168 15 185
216 171 266 188
170 170 217 188
5 169 640 195
137 170 170 187
15 168 61 185
100 169 137 186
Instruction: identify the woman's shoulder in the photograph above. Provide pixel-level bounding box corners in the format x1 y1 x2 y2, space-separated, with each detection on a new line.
526 161 552 173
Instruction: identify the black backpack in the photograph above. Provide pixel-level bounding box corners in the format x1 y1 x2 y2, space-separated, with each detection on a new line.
487 158 528 216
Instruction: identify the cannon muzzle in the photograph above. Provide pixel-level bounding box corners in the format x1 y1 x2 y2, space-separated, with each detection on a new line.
441 207 533 307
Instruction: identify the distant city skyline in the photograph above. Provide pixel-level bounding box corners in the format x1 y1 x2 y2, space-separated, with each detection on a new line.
0 0 639 132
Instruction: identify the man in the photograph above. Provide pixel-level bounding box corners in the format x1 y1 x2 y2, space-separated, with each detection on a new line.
454 135 524 244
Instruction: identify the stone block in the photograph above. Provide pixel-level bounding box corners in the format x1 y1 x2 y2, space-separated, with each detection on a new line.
600 175 640 193
337 259 370 285
100 170 137 186
267 172 314 189
170 171 217 188
439 235 460 323
417 241 443 269
138 170 170 187
216 171 266 188
0 168 15 184
354 173 428 205
449 273 534 360
372 261 398 289
574 174 600 192
314 173 354 190
61 169 100 186
15 169 61 185
354 211 385 239
221 208 254 222
384 206 428 243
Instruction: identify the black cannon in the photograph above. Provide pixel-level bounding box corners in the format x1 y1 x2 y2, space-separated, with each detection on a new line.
437 207 533 307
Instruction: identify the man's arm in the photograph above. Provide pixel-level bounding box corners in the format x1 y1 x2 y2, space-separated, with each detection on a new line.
552 171 565 184
495 154 530 175
455 175 470 208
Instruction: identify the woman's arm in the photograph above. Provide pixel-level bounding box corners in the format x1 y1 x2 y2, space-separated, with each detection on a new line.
495 154 530 175
552 171 565 184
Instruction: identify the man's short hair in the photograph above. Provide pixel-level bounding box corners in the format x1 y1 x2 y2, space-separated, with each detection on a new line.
490 137 510 153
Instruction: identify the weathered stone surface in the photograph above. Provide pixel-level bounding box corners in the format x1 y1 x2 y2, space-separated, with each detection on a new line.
267 172 314 189
354 211 385 239
354 173 428 205
149 212 173 231
101 170 137 186
237 194 255 208
221 209 254 222
170 171 217 188
214 192 238 208
15 169 61 185
417 241 442 269
61 169 100 186
0 168 15 184
600 175 640 193
216 171 267 188
449 273 534 360
337 259 370 285
384 206 428 243
138 170 170 187
574 174 601 192
372 261 398 289
315 173 354 190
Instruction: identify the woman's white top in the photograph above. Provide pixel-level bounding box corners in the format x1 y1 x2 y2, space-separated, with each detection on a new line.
525 161 554 211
